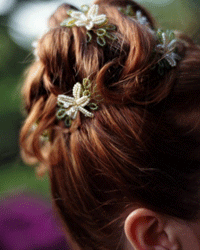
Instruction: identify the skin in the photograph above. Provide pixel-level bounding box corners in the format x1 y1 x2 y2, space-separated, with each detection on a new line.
124 208 200 250
66 208 200 250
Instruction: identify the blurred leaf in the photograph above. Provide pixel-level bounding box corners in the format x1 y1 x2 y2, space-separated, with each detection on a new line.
0 159 50 197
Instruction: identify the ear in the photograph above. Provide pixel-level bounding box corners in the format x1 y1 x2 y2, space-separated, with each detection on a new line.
124 208 179 250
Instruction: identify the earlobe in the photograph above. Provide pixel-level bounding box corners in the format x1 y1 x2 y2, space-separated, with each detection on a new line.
124 208 177 250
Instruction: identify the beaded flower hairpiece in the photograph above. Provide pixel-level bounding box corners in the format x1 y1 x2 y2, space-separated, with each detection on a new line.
155 29 181 70
55 4 181 127
119 6 150 27
31 4 181 128
118 5 181 73
56 78 98 127
61 4 117 46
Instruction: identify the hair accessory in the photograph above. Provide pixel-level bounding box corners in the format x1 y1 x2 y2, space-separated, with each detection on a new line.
119 6 149 27
135 10 149 26
56 78 98 127
150 29 181 76
155 29 181 68
119 5 181 74
61 4 107 30
118 5 135 17
61 4 117 46
32 122 50 142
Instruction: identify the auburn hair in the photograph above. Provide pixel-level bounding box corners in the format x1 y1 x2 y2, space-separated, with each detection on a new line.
20 0 200 249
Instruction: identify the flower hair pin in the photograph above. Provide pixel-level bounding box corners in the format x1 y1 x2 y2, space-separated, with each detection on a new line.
31 121 50 142
119 5 181 74
135 10 150 26
119 5 150 27
61 4 117 46
149 29 181 76
56 78 98 127
155 29 181 68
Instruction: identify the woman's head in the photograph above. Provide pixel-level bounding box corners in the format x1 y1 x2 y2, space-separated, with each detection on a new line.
20 0 200 249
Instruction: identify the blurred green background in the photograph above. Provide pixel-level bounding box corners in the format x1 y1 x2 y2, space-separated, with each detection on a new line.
0 0 200 200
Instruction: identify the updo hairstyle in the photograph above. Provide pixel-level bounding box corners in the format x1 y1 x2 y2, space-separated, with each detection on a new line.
20 0 200 249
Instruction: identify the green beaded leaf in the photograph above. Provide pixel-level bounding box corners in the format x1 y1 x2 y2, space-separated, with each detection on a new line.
105 24 116 31
97 36 106 46
88 103 98 110
67 10 73 15
166 30 175 40
41 130 50 141
65 116 72 127
100 18 108 26
157 29 175 44
105 32 117 40
96 28 106 37
156 29 163 42
61 18 76 27
83 90 91 97
57 101 64 108
83 78 91 89
86 32 92 43
126 5 135 16
119 5 134 16
56 109 67 120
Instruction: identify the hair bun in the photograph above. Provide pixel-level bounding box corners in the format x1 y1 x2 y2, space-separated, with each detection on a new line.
96 27 177 105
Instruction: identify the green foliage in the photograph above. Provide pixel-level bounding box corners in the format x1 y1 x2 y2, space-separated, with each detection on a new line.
0 160 50 197
0 18 50 196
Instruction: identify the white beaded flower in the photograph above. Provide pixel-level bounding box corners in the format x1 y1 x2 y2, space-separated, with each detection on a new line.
57 83 93 120
56 79 98 127
62 4 107 30
155 32 181 67
136 10 149 26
